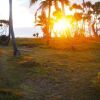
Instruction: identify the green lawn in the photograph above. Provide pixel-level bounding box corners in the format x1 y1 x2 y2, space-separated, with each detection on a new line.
0 38 100 100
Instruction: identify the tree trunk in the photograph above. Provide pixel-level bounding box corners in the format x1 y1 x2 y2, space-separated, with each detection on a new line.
6 31 10 45
9 0 20 56
54 0 59 10
88 20 91 36
95 15 98 34
61 0 65 16
92 22 98 37
47 0 52 44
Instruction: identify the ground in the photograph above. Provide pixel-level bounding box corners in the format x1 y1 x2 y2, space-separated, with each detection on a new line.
0 38 100 100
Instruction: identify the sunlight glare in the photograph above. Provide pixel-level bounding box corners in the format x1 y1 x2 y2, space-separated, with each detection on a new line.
53 18 71 37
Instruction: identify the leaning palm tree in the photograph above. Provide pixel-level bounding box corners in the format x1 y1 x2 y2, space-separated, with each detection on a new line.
30 0 39 21
35 9 50 41
31 0 52 21
31 0 53 44
9 0 20 56
34 1 47 22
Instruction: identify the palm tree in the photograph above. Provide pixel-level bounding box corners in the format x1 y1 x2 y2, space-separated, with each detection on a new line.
71 3 83 37
35 9 49 38
82 0 86 34
30 0 39 21
9 0 20 56
60 0 69 16
74 12 83 37
31 0 70 39
31 0 53 44
60 0 65 16
84 1 92 36
34 1 47 22
51 0 69 17
71 3 82 12
31 0 52 23
30 0 38 5
92 1 100 37
54 0 59 10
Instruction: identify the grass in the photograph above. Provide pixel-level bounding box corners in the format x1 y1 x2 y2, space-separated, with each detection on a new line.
0 38 100 100
92 72 100 93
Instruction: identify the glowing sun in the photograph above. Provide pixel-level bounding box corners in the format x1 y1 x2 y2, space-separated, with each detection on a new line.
53 17 71 37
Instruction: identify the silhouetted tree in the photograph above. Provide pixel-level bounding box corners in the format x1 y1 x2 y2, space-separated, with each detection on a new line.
92 1 100 37
84 1 93 36
60 0 69 16
71 3 83 37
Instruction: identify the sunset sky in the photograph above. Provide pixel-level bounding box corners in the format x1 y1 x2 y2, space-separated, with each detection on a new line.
0 0 34 28
0 0 99 37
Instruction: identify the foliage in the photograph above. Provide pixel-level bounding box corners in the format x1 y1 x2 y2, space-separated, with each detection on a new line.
32 0 100 39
